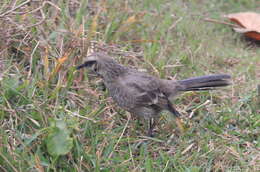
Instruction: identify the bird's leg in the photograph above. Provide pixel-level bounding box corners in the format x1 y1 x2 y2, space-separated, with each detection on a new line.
167 101 181 117
147 118 156 137
168 103 184 134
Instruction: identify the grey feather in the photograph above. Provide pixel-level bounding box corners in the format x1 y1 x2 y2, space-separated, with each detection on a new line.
77 52 231 135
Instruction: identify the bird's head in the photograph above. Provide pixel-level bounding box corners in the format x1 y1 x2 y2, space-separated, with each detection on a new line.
77 52 125 80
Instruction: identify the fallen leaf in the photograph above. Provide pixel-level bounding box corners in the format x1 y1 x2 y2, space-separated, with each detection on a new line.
226 12 260 40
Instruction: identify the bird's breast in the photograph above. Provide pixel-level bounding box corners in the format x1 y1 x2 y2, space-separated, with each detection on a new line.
105 83 135 111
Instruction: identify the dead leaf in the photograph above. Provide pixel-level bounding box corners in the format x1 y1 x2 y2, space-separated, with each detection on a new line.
226 12 260 40
43 47 49 80
48 52 70 81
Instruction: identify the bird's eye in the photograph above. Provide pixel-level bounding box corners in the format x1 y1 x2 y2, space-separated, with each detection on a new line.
92 64 98 72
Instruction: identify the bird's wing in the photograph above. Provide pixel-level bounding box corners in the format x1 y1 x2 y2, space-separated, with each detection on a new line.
121 72 167 106
116 70 182 119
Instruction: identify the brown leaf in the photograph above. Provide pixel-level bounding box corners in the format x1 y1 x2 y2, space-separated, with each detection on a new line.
226 12 260 40
48 52 70 81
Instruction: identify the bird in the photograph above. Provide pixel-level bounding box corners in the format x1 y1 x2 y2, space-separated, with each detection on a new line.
77 52 231 136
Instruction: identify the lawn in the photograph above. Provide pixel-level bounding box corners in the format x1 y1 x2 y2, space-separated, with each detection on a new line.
0 0 259 171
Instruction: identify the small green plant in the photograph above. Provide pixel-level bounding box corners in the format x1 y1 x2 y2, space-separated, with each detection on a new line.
46 118 74 157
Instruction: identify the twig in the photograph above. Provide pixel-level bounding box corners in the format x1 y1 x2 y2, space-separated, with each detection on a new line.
139 136 164 143
203 18 241 28
66 110 97 123
169 17 183 31
27 41 40 79
189 100 211 118
1 1 59 31
181 143 195 155
25 9 46 29
0 0 31 17
21 1 61 15
0 0 61 17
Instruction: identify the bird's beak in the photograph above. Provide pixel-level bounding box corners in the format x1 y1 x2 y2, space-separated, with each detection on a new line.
76 54 98 70
76 60 96 70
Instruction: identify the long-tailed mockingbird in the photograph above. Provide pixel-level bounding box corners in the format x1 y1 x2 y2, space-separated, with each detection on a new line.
77 52 231 136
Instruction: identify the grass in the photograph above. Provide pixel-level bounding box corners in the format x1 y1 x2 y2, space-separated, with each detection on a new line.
0 0 260 171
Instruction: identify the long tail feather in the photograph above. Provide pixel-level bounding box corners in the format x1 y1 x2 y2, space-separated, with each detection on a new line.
178 74 231 91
